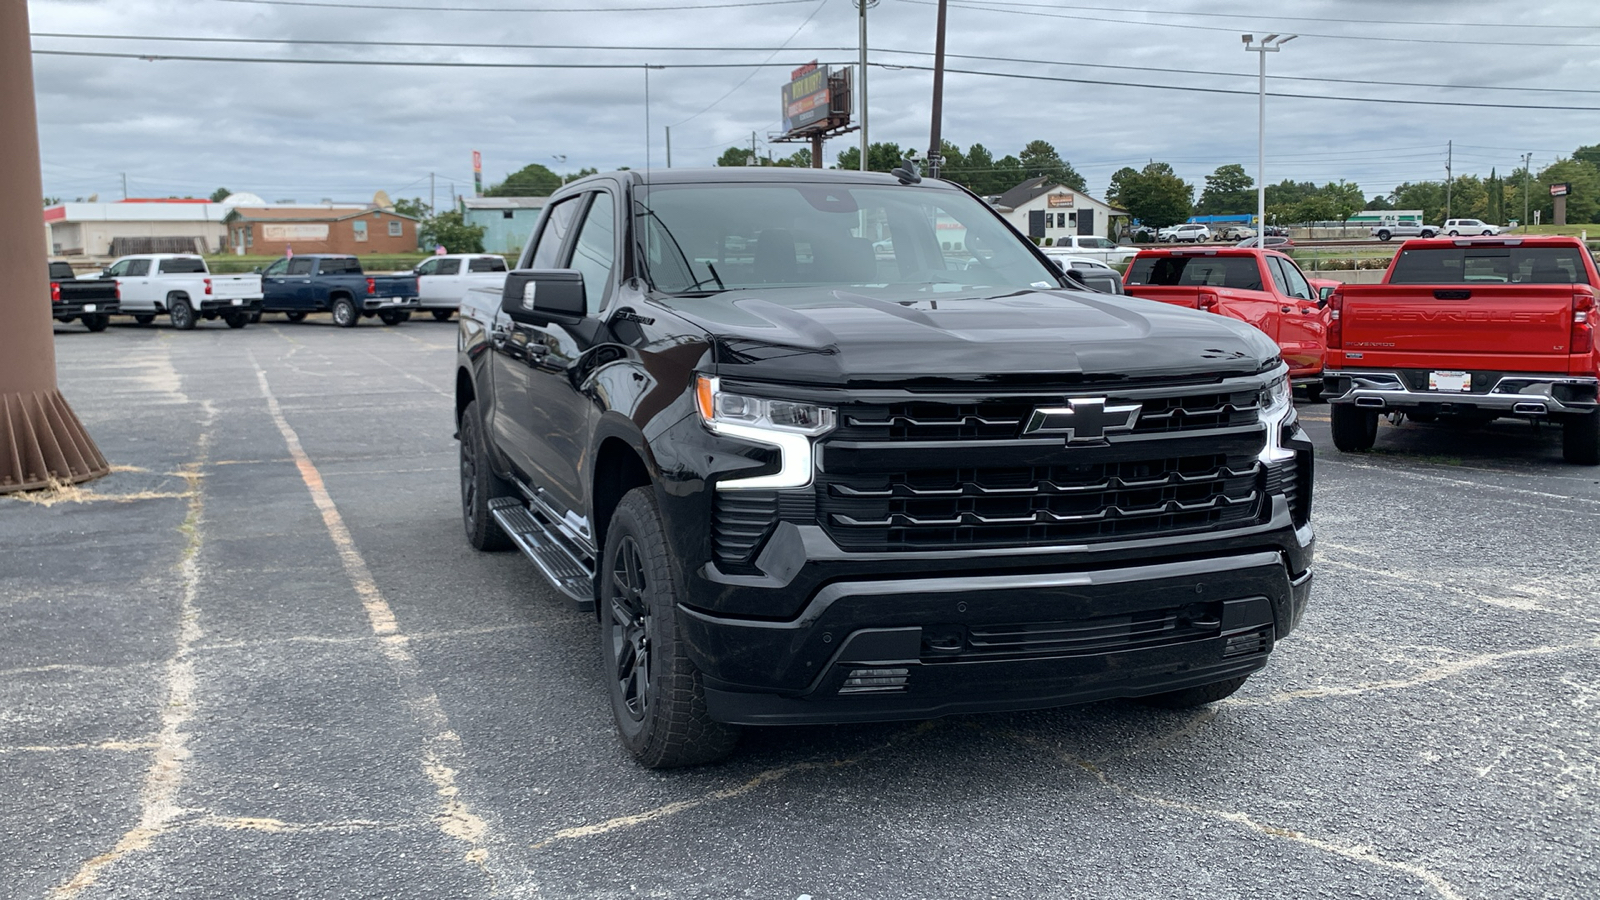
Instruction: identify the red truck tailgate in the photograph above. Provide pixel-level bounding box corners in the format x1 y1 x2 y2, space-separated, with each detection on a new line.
1337 284 1582 372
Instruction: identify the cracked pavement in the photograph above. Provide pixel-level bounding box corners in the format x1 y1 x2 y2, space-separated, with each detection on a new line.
2 316 1596 899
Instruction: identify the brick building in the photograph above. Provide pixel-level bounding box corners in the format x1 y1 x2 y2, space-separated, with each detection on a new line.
228 206 419 256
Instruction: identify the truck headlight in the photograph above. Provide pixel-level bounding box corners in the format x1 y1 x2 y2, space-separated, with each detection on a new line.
695 375 836 490
1257 369 1295 463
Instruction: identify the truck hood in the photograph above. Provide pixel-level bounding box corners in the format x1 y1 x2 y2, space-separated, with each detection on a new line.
660 287 1280 387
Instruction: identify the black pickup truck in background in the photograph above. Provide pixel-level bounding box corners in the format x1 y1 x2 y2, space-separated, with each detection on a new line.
258 254 420 327
456 168 1316 767
49 261 120 332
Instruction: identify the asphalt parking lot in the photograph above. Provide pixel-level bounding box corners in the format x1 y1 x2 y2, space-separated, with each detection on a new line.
4 314 1598 899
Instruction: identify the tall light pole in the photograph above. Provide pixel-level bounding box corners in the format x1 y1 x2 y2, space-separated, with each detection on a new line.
552 154 568 185
1522 152 1533 233
858 0 876 172
927 0 949 179
1243 33 1295 247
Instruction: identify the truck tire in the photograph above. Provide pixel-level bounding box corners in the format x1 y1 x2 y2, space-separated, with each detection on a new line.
134 314 155 326
224 312 249 329
458 400 514 552
602 486 740 768
1420 229 1437 238
1331 404 1379 452
331 297 359 328
1138 674 1251 708
1376 230 1391 241
1300 383 1323 403
249 311 262 324
169 297 196 331
1563 413 1600 465
285 311 308 323
379 310 405 326
432 309 454 322
83 314 110 332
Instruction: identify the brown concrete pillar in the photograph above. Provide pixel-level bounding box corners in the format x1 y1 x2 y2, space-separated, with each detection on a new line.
0 0 108 493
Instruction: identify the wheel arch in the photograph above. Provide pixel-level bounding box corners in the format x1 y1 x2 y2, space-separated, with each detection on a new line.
591 428 657 602
455 367 475 428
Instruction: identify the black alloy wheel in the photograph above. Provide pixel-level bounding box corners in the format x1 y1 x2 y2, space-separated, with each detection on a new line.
458 400 514 551
609 536 652 724
169 298 196 331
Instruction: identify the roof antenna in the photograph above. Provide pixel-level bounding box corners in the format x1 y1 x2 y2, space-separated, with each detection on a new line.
891 157 921 185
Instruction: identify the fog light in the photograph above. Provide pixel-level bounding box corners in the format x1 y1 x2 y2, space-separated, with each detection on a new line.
840 667 910 694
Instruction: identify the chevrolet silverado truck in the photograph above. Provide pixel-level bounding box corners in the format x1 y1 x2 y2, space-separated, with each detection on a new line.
98 254 262 329
1323 236 1599 464
456 168 1315 767
414 253 509 320
50 261 119 331
258 254 419 326
1124 247 1328 399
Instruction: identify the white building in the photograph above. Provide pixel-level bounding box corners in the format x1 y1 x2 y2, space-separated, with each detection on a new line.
44 198 241 256
987 176 1130 244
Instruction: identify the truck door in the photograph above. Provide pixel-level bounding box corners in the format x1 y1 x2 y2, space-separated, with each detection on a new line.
425 257 463 306
490 195 583 485
260 258 290 309
520 189 616 518
286 257 316 309
120 259 155 309
1267 255 1326 376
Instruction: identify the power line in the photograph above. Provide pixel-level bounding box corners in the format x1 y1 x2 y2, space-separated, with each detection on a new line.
950 0 1591 31
33 48 1600 111
212 0 816 10
889 0 1600 48
37 33 1600 96
33 49 854 70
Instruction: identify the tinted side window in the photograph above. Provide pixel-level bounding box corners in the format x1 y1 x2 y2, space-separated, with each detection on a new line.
469 256 507 273
1265 256 1290 294
434 259 462 276
415 259 438 276
159 257 207 274
105 260 131 277
124 260 151 277
567 193 616 313
263 259 289 276
1275 256 1313 300
287 259 314 276
528 196 583 269
319 257 362 275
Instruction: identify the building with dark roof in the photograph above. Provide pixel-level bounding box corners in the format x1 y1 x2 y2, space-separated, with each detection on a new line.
986 176 1131 243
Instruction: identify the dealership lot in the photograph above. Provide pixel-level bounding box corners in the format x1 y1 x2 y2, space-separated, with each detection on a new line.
3 319 1596 900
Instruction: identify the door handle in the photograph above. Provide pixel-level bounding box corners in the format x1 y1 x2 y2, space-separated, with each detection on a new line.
1280 305 1292 313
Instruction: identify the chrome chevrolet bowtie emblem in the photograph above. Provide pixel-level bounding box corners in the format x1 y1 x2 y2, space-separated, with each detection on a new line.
1022 398 1141 444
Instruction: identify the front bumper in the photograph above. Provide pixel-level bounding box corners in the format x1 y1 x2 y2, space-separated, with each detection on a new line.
685 550 1312 726
1324 369 1600 416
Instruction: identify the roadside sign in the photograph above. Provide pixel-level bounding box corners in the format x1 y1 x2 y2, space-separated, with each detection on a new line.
473 150 483 197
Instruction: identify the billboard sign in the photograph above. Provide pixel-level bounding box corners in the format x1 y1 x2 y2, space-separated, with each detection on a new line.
1047 193 1075 208
262 224 330 242
782 61 831 136
1550 182 1571 197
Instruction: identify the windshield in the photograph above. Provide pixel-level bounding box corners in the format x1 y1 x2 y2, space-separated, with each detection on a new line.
634 182 1059 295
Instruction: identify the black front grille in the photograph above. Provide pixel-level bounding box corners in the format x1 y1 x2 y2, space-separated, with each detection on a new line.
834 390 1260 442
922 603 1224 662
819 454 1262 551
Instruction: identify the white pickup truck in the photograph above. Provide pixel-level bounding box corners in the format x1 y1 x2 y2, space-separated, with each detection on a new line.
1045 234 1140 265
412 254 508 321
95 254 264 330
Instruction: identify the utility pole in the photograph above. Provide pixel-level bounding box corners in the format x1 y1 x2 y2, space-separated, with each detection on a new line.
429 172 435 215
121 172 127 200
749 131 758 166
665 126 672 168
1445 140 1452 221
858 0 873 172
926 0 949 179
1522 152 1533 233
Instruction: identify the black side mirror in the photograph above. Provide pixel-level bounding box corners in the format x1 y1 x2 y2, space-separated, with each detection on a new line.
252 267 262 274
502 269 586 322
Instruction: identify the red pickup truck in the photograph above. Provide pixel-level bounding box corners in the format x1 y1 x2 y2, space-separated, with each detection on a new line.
1322 236 1600 464
1124 247 1327 397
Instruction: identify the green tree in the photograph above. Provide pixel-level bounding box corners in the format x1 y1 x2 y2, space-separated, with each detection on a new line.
419 210 486 253
210 187 232 203
1115 161 1193 229
960 143 998 193
1105 166 1140 207
1365 194 1394 211
834 141 906 173
1573 144 1600 169
1017 139 1086 192
43 196 61 207
486 163 562 196
1391 180 1447 224
393 197 430 219
1486 169 1504 224
1195 164 1254 215
774 148 813 167
1321 180 1366 222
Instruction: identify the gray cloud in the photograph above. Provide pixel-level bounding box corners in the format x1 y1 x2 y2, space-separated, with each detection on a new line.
29 0 1600 205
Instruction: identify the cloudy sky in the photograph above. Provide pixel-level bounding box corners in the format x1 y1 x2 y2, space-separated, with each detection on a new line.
27 0 1600 207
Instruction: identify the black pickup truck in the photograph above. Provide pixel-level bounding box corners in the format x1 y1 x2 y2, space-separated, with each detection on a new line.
49 261 120 332
455 168 1316 767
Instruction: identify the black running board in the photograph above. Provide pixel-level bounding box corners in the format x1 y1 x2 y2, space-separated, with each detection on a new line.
488 497 595 611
